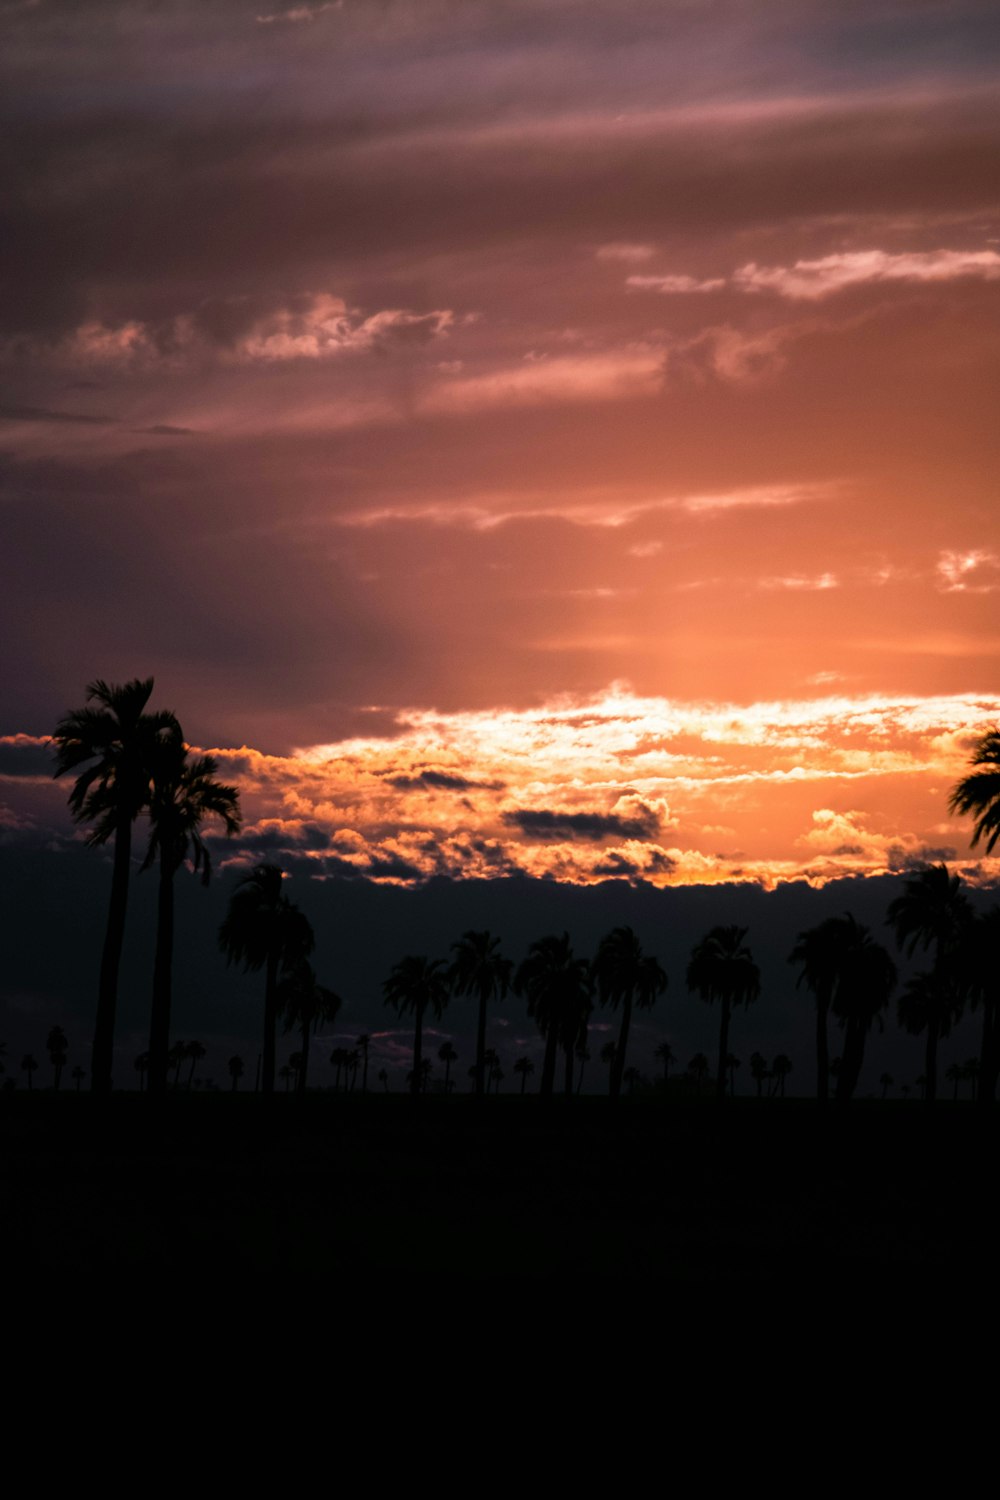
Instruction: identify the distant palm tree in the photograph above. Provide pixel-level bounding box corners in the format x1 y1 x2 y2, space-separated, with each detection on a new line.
593 926 667 1100
357 1034 371 1093
946 1061 963 1102
575 1042 591 1094
438 1041 458 1093
134 1052 149 1092
449 931 512 1099
21 1054 38 1090
218 864 315 1096
655 1040 675 1085
185 1039 206 1090
514 1056 534 1095
600 1040 617 1089
52 677 179 1092
623 1066 641 1094
879 1072 893 1100
345 1049 360 1090
228 1055 244 1091
515 933 592 1099
46 1025 68 1090
688 1052 710 1095
887 864 972 1104
168 1041 187 1089
142 733 241 1095
330 1046 350 1091
750 1052 769 1099
687 925 760 1102
770 1055 792 1098
71 1065 86 1092
279 1064 294 1092
378 1067 389 1093
725 1053 740 1097
948 726 1000 853
277 960 341 1091
383 956 449 1098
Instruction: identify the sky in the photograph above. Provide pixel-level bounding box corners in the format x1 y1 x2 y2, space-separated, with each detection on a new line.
2 1 1000 1084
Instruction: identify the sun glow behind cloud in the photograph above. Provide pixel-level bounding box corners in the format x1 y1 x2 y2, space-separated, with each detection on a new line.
102 687 999 893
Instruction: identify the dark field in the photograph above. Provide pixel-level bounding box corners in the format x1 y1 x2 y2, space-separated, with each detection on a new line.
3 1094 996 1284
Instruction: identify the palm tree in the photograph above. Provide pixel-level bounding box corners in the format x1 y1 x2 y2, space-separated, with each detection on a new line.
750 1052 769 1098
357 1034 371 1093
592 926 667 1100
21 1054 38 1090
887 864 972 1104
687 1052 709 1095
831 918 897 1102
46 1025 68 1090
771 1055 792 1098
279 1064 295 1092
134 1052 149 1092
142 733 241 1096
623 1066 641 1094
277 960 342 1091
948 726 1000 853
600 1039 617 1091
514 933 592 1099
71 1065 86 1092
185 1039 206 1090
575 1042 590 1094
879 1071 893 1099
168 1041 187 1089
514 1056 534 1095
725 1053 740 1097
687 926 760 1102
383 956 449 1098
330 1046 350 1090
789 917 847 1105
449 931 512 1098
437 1041 458 1093
378 1067 389 1093
218 864 315 1096
52 677 179 1092
654 1040 675 1086
228 1055 244 1091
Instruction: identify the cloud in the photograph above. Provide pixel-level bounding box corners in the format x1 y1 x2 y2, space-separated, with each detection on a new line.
760 572 838 590
596 243 657 263
257 2 342 23
732 249 1000 300
0 735 53 778
420 349 665 415
936 549 1000 593
626 273 725 294
502 803 662 842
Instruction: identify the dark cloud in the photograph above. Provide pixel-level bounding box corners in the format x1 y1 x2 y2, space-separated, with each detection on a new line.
0 404 114 425
503 806 660 841
887 844 958 872
386 769 504 792
0 738 53 777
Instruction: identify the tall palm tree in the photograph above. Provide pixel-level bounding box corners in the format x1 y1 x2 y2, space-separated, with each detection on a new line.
383 956 450 1098
887 864 972 1105
142 733 241 1095
687 925 760 1102
514 933 592 1099
831 917 897 1102
770 1055 792 1098
437 1041 458 1093
948 726 1000 853
449 931 512 1098
228 1055 244 1091
277 959 342 1091
52 677 179 1092
592 926 667 1100
218 864 315 1095
654 1040 675 1086
789 917 847 1105
514 1055 534 1095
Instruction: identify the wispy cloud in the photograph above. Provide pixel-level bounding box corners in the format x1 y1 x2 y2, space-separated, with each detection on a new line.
629 248 1000 302
936 549 1000 593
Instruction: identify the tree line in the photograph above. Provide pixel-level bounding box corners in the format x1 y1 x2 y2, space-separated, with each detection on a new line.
39 677 1000 1105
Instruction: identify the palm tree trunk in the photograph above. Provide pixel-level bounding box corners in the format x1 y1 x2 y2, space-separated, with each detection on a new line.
92 811 132 1093
564 1041 574 1097
411 1002 424 1097
611 995 632 1101
475 990 488 1097
298 1018 310 1092
716 997 731 1102
816 995 829 1105
540 1025 558 1098
147 852 175 1096
925 1016 939 1106
837 1018 864 1102
262 947 279 1095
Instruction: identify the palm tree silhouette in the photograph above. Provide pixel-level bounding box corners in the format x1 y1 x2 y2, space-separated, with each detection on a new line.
887 864 971 1105
21 1054 38 1090
449 931 512 1098
789 918 847 1105
750 1052 769 1098
378 1067 389 1093
687 1052 709 1095
71 1065 86 1092
879 1071 893 1100
575 1042 590 1094
515 933 592 1099
948 726 1000 853
277 960 341 1091
357 1034 371 1093
514 1055 534 1095
687 925 760 1102
437 1041 458 1093
142 733 241 1095
228 1055 244 1091
134 1052 149 1092
655 1040 675 1086
831 917 896 1102
46 1025 68 1090
725 1053 740 1097
770 1055 792 1098
52 677 179 1092
218 864 315 1096
592 926 667 1100
383 956 449 1097
185 1039 206 1090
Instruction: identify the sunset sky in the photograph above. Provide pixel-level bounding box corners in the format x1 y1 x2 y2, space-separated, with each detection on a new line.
4 0 1000 902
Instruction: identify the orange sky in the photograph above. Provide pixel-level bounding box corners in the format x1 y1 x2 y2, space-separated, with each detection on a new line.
2 0 999 889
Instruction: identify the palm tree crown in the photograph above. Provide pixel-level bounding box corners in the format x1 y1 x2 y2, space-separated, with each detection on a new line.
948 727 1000 853
514 933 592 1098
384 956 450 1097
449 930 512 1098
592 926 667 1099
687 925 760 1102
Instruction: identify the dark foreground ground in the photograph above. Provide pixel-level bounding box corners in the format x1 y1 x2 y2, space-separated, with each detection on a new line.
2 1093 997 1285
